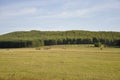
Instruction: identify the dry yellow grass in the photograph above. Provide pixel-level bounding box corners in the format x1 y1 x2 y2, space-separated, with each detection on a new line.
0 45 120 80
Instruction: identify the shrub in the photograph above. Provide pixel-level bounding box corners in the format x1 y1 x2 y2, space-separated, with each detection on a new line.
94 42 102 47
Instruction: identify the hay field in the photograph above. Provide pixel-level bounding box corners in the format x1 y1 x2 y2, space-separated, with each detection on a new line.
0 45 120 80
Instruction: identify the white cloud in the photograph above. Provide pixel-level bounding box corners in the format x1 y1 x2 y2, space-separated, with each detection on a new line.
38 0 120 19
0 0 120 20
1 7 37 17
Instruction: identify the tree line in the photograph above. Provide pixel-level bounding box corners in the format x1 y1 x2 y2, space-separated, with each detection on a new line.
0 38 119 48
0 30 119 48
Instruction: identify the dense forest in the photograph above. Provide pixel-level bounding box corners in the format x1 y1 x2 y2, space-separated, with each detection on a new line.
0 30 120 48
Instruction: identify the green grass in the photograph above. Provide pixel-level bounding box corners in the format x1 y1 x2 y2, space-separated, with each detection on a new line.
0 45 120 80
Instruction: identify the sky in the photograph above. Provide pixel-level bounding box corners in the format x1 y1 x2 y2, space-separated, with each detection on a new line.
0 0 120 34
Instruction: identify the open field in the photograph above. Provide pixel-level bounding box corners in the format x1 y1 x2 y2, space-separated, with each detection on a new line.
0 45 120 80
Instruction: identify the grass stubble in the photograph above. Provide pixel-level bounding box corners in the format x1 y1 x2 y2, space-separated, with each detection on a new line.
0 45 120 80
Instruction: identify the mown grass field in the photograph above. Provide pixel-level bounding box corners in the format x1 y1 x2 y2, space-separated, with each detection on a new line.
0 45 120 80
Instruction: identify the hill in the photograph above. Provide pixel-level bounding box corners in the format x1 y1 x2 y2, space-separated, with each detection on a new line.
0 30 120 48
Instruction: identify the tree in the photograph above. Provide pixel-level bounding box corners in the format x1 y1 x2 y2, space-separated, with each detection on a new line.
32 40 44 47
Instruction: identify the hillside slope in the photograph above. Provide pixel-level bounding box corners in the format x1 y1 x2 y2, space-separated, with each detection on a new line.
0 30 120 48
0 30 120 40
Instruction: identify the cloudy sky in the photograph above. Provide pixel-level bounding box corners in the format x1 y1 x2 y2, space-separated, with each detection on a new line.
0 0 120 34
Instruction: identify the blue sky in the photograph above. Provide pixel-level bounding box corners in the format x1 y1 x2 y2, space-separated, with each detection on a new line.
0 0 120 34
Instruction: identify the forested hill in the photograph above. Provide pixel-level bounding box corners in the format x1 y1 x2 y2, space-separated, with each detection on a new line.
0 30 120 40
0 30 120 48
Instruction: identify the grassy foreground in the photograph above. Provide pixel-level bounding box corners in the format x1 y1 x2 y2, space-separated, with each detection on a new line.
0 45 120 80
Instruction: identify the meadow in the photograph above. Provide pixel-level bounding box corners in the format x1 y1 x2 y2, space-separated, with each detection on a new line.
0 45 120 80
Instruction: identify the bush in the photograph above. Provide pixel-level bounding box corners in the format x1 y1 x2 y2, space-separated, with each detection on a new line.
94 42 102 47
